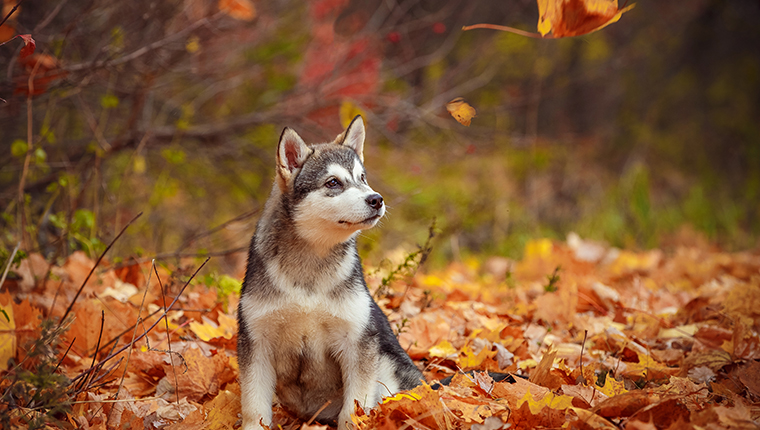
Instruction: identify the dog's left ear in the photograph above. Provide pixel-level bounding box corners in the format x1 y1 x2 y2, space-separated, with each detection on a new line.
339 115 365 163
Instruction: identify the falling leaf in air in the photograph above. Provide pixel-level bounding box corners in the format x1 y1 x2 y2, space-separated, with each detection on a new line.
17 34 35 59
219 0 256 21
446 97 477 126
537 0 635 38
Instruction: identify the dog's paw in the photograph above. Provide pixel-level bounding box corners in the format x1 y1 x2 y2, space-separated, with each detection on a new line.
240 413 270 430
337 412 356 430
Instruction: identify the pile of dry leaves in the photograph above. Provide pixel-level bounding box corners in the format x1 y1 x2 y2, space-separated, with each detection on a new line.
1 232 759 429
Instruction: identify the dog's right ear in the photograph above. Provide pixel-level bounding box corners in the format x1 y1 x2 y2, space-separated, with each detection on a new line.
277 127 311 190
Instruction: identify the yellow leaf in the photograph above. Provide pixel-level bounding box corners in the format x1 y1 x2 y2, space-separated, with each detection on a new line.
596 376 628 398
517 388 574 414
429 340 458 359
204 390 240 428
658 324 698 339
188 314 237 342
458 343 496 369
219 0 256 21
0 292 16 371
524 238 553 260
623 350 677 379
446 97 477 126
382 390 423 403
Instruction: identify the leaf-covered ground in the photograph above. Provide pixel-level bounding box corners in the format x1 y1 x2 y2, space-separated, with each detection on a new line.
2 234 760 429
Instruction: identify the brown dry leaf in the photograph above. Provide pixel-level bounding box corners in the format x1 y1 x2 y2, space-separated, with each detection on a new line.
680 349 732 374
732 315 760 359
163 347 234 402
594 390 659 418
364 383 451 429
508 390 568 428
691 399 757 430
11 297 43 361
64 298 138 357
446 97 477 126
203 389 240 429
529 348 558 388
736 360 760 398
561 384 608 407
629 397 691 429
567 407 618 429
219 0 256 21
621 350 678 380
537 0 635 38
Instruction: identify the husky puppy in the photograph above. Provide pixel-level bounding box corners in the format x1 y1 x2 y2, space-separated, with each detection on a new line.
237 116 423 430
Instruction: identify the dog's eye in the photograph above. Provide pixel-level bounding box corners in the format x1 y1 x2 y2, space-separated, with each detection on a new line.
325 178 342 189
360 173 366 184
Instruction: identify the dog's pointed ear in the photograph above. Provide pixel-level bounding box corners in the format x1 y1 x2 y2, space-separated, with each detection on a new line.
277 127 311 189
339 115 365 162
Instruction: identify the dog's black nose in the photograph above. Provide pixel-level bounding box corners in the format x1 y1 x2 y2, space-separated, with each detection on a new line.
366 193 383 210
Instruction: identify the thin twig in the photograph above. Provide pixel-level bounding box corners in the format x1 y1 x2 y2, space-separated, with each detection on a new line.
305 400 332 426
111 259 154 408
52 337 76 374
18 52 44 249
155 263 180 405
0 241 20 291
64 13 222 72
69 257 209 385
59 212 143 325
79 310 105 392
175 208 259 253
0 0 24 29
95 307 162 353
579 329 588 385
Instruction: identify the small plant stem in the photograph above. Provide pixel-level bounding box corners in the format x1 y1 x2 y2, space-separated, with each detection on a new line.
0 241 20 291
155 263 180 405
111 260 154 408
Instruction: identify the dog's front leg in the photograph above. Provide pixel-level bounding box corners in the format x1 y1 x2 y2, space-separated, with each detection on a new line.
239 342 276 430
336 340 379 430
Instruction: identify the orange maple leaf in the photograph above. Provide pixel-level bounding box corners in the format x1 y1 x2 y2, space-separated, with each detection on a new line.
537 0 635 38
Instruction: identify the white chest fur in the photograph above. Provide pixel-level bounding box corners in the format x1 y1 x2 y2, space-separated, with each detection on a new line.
239 252 372 355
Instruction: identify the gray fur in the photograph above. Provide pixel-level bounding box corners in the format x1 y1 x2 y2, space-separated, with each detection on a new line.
237 116 423 430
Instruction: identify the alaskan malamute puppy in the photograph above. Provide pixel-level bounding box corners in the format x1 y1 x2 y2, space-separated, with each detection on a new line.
237 116 423 430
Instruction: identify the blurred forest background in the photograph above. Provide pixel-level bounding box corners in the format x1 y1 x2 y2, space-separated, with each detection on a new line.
1 0 759 273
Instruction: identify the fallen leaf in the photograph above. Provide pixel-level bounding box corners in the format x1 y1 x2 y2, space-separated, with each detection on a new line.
0 292 16 372
162 347 235 402
188 313 237 343
446 98 477 126
596 375 628 398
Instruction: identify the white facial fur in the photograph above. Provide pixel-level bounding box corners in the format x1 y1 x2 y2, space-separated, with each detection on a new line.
293 161 384 254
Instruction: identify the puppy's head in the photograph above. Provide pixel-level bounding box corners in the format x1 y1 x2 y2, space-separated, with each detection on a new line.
276 116 385 252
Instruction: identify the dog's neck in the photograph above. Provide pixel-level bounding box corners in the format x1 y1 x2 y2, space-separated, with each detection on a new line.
254 189 358 293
